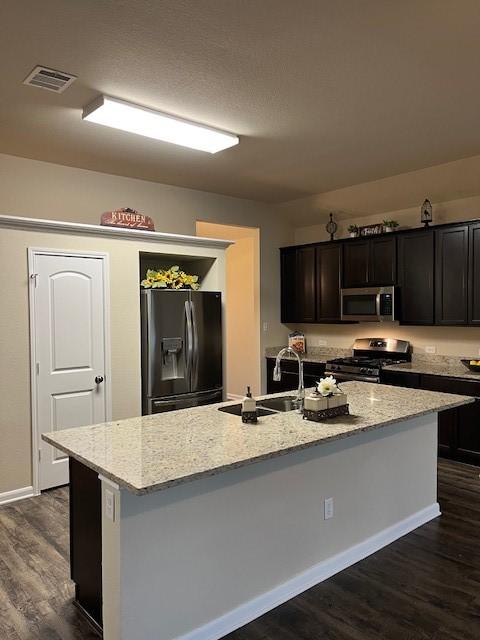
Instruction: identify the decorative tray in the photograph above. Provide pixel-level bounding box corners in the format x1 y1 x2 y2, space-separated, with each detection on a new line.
303 404 349 422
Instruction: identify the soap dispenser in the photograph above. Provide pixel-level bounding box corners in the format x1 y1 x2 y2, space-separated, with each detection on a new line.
241 386 258 424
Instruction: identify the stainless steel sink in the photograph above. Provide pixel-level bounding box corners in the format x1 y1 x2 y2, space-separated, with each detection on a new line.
258 395 297 412
218 404 275 417
218 395 297 416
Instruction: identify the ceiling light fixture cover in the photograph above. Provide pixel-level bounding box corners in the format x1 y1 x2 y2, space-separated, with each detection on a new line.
82 96 239 153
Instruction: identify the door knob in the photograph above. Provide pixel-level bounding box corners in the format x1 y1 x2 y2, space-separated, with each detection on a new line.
95 376 104 384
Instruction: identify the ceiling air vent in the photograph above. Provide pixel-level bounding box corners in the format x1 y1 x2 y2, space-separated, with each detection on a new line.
23 66 77 93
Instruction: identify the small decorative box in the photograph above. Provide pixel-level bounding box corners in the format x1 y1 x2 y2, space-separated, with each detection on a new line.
327 393 347 409
304 394 328 412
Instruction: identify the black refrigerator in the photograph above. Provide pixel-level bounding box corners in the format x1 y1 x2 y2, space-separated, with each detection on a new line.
141 289 223 414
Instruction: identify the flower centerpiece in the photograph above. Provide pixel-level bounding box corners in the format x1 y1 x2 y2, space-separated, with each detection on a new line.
347 224 359 238
141 266 200 290
303 375 349 421
316 375 340 396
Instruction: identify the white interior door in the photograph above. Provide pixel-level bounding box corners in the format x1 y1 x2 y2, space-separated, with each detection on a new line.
31 252 109 490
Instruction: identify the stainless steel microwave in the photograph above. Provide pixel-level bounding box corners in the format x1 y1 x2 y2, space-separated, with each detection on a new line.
341 286 395 322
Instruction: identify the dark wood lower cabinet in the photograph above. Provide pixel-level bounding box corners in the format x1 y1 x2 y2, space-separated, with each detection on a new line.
69 457 103 630
456 400 480 465
380 369 420 389
266 358 325 394
437 408 457 460
380 369 480 465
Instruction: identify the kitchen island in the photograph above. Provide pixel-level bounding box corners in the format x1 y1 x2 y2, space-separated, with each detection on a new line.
43 382 474 640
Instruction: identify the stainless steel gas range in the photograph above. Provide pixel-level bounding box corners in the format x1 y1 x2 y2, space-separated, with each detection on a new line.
325 338 411 383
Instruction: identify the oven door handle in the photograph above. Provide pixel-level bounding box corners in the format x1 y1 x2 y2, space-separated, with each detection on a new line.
325 371 379 383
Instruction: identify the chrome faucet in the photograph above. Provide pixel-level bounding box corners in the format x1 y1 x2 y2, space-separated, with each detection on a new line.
273 347 305 410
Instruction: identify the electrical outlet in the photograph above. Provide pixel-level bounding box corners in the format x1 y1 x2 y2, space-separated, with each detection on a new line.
324 497 334 520
105 489 115 522
425 346 436 354
318 340 327 346
263 322 268 332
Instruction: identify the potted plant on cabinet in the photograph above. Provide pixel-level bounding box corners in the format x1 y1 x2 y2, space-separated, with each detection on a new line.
383 220 399 233
347 224 359 238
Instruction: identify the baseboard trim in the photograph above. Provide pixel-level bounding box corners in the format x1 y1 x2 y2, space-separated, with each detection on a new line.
226 394 243 401
0 486 35 506
176 503 440 640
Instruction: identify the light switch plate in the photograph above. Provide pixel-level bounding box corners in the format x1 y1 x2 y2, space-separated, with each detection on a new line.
324 497 334 520
425 346 436 354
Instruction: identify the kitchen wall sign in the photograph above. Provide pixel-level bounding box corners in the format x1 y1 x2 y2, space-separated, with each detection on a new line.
358 223 384 237
101 207 155 230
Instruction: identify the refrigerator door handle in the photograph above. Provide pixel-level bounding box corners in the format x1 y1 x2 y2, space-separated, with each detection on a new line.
185 300 193 387
146 292 154 397
190 300 199 390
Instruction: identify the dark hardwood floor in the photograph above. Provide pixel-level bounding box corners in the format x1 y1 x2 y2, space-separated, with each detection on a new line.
0 487 98 640
1 459 479 639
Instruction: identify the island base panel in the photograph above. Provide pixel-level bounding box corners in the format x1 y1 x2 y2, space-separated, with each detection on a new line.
101 413 439 640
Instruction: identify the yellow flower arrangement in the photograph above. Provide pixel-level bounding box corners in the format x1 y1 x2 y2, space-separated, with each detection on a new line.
141 266 200 290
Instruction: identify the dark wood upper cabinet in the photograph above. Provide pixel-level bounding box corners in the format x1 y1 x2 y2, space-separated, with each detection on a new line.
343 236 395 287
435 225 469 325
370 236 396 285
280 246 316 323
280 247 298 323
281 218 480 327
343 240 370 287
397 230 434 324
316 244 341 322
296 247 316 322
469 222 480 325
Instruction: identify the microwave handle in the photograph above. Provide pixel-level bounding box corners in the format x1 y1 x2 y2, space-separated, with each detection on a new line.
376 292 381 317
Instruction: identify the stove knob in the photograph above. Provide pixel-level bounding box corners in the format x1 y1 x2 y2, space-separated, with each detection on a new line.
360 367 367 374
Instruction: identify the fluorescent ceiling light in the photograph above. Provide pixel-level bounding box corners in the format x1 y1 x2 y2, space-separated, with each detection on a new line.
82 95 239 153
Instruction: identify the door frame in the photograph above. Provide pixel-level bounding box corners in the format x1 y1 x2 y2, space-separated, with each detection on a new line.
28 247 112 495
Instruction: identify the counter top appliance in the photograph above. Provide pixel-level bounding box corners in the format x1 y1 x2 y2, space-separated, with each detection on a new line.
325 338 411 383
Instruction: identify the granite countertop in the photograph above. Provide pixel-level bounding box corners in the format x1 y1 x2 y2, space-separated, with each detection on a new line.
266 346 480 381
42 382 474 496
385 360 480 381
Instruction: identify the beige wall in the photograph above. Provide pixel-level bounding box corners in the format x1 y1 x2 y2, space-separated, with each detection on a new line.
0 228 226 494
196 222 261 397
0 152 292 495
292 323 480 359
290 194 480 359
294 193 480 245
0 152 291 368
280 153 480 228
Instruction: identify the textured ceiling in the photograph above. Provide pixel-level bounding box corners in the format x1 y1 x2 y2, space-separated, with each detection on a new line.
2 0 480 204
